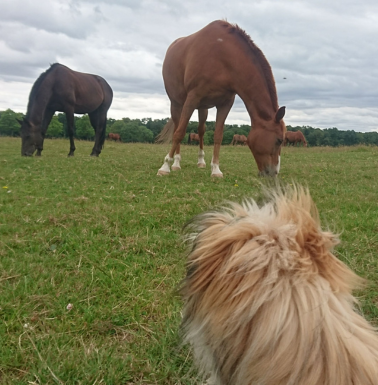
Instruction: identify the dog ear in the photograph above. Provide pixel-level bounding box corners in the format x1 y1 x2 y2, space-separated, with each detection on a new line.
183 208 263 294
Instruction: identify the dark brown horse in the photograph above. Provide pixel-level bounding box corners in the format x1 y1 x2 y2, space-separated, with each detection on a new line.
231 134 247 145
157 20 286 177
19 63 113 156
188 132 200 144
108 133 121 142
285 131 307 147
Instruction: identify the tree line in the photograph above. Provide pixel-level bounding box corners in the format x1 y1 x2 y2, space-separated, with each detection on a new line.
1 108 378 147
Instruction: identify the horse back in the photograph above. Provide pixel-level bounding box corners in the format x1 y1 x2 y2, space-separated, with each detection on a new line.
163 21 248 106
49 65 112 114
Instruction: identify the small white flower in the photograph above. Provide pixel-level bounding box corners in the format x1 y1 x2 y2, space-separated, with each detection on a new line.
66 303 73 311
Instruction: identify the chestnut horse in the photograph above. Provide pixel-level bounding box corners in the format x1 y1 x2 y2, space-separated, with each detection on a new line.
157 20 286 177
19 63 113 157
188 132 200 145
285 131 307 147
108 133 121 142
231 134 247 145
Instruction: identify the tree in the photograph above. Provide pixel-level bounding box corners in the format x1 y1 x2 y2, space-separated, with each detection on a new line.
119 121 153 142
46 115 64 138
75 115 94 140
0 109 24 136
108 120 124 135
204 131 214 145
222 130 234 145
145 118 169 140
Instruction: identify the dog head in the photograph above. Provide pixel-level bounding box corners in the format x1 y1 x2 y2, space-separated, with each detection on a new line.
181 185 373 385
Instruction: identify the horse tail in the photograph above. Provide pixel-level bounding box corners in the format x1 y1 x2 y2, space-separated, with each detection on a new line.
155 118 175 144
188 133 191 144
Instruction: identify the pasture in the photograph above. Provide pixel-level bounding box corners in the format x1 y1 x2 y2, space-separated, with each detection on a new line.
1 137 378 384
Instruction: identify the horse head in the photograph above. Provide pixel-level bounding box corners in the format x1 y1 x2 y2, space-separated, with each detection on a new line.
247 106 286 176
18 118 43 156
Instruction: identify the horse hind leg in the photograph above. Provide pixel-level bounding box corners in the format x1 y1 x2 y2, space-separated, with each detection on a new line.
197 109 207 168
89 109 106 156
66 110 76 156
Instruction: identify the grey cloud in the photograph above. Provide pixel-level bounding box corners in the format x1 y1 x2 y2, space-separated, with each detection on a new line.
0 1 104 39
0 0 377 132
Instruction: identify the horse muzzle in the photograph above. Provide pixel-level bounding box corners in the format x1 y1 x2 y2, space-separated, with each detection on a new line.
258 156 280 177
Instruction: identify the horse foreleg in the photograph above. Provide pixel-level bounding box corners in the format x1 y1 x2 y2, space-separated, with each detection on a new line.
37 108 54 156
172 143 181 171
197 109 207 168
158 104 181 175
66 111 76 156
158 101 194 176
211 99 234 177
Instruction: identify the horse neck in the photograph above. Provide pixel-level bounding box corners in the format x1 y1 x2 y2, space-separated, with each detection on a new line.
27 76 53 126
233 54 279 124
238 82 278 125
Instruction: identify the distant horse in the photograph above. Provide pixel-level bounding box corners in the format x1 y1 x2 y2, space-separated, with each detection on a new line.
108 133 121 142
19 63 113 157
231 134 247 145
188 132 200 144
157 20 286 177
285 131 307 147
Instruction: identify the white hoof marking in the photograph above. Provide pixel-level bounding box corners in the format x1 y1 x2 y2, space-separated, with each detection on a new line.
211 162 223 178
157 154 173 176
198 149 206 168
172 154 181 171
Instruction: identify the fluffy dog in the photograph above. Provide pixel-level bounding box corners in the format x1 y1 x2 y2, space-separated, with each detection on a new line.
181 186 378 385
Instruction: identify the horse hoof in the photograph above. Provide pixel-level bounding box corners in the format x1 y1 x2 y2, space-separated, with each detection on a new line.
157 170 170 176
211 173 223 178
197 163 206 168
171 166 181 171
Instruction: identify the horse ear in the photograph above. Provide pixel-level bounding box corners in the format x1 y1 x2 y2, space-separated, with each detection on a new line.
16 118 24 125
275 106 286 123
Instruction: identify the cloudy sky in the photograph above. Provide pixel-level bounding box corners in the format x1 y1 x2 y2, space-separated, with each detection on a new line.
0 0 377 132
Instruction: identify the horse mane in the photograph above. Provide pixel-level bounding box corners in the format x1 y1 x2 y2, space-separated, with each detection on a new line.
26 63 62 117
223 21 279 111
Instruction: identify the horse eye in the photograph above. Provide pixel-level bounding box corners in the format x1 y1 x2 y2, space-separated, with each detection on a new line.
276 138 283 146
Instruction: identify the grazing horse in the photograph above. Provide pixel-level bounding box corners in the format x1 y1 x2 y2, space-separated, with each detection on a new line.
285 130 307 147
19 63 113 157
188 132 200 145
108 133 121 142
181 185 378 385
231 134 247 145
157 20 286 177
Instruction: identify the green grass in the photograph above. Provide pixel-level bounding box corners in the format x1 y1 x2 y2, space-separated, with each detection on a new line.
1 137 378 384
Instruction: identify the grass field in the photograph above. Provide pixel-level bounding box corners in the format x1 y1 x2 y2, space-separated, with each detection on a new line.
1 137 378 384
